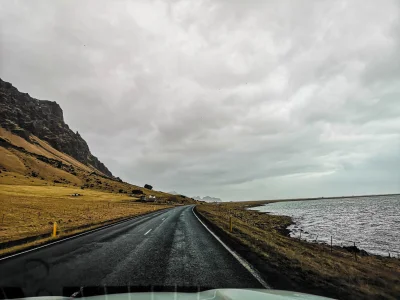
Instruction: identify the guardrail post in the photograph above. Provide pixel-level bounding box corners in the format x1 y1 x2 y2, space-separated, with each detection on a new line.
52 222 57 237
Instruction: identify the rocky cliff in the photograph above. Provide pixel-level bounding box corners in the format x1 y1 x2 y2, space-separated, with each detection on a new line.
0 78 112 177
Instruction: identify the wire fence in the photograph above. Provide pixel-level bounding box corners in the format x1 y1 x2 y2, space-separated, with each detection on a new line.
218 207 400 260
293 230 400 259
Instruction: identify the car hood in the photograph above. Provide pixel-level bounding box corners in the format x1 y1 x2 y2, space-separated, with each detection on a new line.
17 289 335 300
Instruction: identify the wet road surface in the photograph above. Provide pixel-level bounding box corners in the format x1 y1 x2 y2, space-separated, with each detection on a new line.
0 205 263 296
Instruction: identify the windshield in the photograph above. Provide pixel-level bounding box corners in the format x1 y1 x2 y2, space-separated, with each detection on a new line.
0 1 399 300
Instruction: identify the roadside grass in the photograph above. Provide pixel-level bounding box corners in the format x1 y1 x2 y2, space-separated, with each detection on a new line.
0 184 172 245
196 203 400 300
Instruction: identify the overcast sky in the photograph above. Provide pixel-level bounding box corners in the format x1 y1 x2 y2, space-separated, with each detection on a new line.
1 0 399 200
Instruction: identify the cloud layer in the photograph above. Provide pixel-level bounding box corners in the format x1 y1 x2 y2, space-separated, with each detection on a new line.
1 0 399 200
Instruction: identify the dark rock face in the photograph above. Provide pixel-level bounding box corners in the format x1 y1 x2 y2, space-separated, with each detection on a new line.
0 78 112 177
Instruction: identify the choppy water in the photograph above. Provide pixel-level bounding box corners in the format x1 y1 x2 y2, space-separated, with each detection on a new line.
252 195 400 256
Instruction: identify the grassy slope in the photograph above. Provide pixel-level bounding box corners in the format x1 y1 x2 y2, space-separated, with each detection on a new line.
196 202 400 300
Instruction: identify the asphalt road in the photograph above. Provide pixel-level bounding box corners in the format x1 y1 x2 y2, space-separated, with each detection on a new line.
0 205 263 296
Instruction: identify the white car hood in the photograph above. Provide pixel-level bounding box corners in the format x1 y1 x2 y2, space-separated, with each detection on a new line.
17 289 335 300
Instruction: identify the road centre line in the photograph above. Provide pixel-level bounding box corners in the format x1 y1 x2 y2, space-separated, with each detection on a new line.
144 229 152 235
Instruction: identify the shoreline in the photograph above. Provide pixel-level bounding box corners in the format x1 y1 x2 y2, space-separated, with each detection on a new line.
247 200 398 258
196 202 400 299
233 192 400 205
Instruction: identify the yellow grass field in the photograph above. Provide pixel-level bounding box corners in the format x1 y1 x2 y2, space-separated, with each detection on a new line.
0 183 171 246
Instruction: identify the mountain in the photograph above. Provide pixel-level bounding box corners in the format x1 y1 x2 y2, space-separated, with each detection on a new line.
202 196 222 202
0 78 111 177
193 196 222 202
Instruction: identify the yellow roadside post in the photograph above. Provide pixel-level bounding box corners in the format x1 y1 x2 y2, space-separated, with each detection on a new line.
52 222 57 237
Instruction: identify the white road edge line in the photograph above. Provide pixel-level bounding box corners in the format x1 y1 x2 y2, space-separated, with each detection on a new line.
0 209 170 262
144 229 152 235
192 206 270 289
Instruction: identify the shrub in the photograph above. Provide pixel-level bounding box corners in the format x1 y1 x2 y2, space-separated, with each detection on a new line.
132 189 144 195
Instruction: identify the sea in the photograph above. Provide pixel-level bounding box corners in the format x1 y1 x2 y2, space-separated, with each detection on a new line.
251 195 400 256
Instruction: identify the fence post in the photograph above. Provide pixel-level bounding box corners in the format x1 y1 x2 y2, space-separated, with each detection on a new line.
331 236 332 253
299 231 301 240
229 216 232 232
354 242 357 261
52 222 57 237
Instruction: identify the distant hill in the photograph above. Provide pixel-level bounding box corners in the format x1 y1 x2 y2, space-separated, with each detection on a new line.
193 196 222 202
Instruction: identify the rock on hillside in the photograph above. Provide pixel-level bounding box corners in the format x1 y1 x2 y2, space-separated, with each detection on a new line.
0 78 112 177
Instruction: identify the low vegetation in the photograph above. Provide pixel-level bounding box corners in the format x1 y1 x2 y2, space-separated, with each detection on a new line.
0 183 172 253
196 202 400 300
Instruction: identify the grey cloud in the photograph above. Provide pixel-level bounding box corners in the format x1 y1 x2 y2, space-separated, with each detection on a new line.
1 0 399 200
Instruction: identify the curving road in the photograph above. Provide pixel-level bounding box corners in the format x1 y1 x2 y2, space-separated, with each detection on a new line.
0 205 263 296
